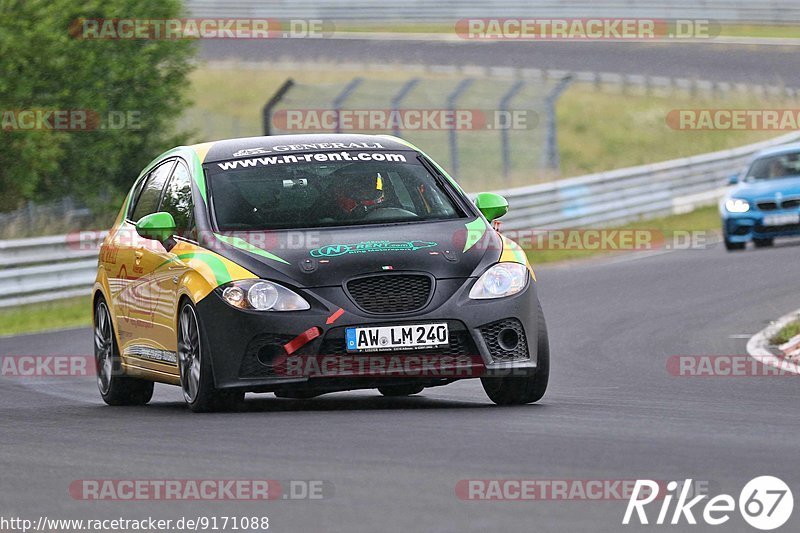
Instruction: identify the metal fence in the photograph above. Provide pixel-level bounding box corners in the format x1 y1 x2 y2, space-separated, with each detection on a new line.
186 0 800 23
2 131 799 308
262 75 572 190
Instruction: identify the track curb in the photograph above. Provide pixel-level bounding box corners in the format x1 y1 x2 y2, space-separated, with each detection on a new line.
746 308 800 375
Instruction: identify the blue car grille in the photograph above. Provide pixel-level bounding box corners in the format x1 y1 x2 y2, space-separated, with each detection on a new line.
756 197 800 211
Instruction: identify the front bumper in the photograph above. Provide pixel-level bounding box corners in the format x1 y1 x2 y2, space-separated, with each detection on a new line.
195 276 543 392
723 209 800 242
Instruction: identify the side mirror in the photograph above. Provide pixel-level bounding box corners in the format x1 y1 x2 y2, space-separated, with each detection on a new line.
728 174 739 185
474 192 509 222
135 212 176 242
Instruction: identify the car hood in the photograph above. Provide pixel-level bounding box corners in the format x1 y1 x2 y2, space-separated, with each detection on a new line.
731 176 800 201
207 218 502 288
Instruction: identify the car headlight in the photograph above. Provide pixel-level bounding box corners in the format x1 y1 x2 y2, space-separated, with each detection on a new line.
218 280 310 311
469 262 528 300
725 198 750 213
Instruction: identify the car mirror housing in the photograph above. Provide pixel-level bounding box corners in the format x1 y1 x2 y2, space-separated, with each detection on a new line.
474 192 509 222
728 174 739 185
135 212 176 242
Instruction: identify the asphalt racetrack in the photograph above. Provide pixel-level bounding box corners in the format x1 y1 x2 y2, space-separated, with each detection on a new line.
200 38 800 88
2 240 800 532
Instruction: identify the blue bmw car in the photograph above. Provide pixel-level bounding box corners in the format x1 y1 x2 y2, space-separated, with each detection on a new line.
721 143 800 251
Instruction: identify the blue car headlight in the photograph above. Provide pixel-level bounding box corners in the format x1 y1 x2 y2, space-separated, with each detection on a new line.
724 198 750 213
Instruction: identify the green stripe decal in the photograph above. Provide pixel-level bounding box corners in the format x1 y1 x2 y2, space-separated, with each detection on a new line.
192 153 208 203
214 234 290 265
504 236 527 264
463 217 487 253
157 252 231 286
173 252 233 286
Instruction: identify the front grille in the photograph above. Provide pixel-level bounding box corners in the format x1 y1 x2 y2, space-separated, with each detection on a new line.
782 198 800 209
346 274 433 314
755 223 800 234
479 318 530 362
756 198 800 211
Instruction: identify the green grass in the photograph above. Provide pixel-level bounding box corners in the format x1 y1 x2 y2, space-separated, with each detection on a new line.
0 296 91 337
556 85 782 177
717 24 800 39
186 65 787 191
528 205 721 264
772 320 800 346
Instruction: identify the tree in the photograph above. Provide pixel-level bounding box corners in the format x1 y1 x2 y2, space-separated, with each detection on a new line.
0 0 195 214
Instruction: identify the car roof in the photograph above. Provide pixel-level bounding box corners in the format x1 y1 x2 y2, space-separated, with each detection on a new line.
194 134 414 164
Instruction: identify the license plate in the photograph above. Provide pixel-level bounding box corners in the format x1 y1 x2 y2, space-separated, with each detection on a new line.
763 213 800 226
346 323 449 352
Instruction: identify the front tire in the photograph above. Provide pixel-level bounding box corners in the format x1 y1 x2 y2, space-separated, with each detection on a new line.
177 302 244 412
481 303 549 406
93 298 153 406
724 238 746 251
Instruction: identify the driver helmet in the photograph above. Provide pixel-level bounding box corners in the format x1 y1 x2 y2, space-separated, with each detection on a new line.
335 173 386 214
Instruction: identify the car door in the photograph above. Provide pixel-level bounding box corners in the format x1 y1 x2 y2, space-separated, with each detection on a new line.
148 159 196 360
115 159 176 365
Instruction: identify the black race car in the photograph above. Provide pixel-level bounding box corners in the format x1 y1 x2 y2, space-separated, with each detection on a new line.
93 134 549 411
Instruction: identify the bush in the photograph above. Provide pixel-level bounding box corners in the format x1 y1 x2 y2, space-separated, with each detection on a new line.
0 0 195 215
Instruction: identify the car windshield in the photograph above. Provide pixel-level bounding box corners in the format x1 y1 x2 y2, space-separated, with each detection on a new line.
745 152 800 181
205 150 464 231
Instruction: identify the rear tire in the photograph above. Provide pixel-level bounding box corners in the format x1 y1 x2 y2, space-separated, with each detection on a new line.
481 302 549 406
93 298 153 406
378 384 424 397
177 302 244 412
753 238 774 248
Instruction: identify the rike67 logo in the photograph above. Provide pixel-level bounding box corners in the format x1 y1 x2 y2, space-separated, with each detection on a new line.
623 476 793 530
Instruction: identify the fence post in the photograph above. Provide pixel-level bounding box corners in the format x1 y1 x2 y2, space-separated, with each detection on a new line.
332 77 364 134
544 74 573 172
447 78 474 177
390 78 420 138
262 78 295 135
498 80 525 180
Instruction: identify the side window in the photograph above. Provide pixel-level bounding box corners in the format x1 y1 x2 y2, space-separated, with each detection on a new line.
159 161 194 236
130 161 175 222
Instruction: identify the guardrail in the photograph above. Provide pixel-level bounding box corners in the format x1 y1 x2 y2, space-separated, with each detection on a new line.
493 131 800 230
2 131 800 308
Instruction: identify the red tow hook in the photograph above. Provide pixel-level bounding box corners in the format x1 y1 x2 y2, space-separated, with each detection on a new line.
283 326 323 355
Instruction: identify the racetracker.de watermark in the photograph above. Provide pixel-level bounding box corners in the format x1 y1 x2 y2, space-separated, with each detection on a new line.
0 355 95 378
454 229 713 253
272 109 538 131
69 18 334 39
455 18 720 40
456 479 713 501
69 479 332 500
1 109 142 131
273 354 488 378
667 109 800 131
667 355 800 377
